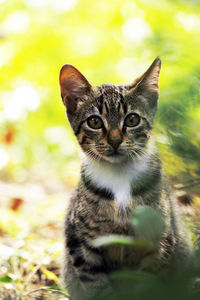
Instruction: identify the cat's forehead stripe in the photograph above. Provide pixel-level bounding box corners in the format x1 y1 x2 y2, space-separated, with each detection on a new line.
104 101 109 114
96 87 104 114
96 85 127 115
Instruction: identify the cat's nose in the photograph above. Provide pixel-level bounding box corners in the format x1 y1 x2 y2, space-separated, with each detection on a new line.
108 129 123 150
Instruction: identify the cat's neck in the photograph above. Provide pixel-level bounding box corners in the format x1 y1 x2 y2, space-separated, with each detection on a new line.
82 141 157 210
83 153 150 181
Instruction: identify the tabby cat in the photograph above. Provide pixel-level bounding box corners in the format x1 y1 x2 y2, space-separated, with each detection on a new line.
59 57 191 300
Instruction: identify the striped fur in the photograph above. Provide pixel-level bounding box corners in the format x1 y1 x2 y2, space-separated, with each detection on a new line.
59 58 191 300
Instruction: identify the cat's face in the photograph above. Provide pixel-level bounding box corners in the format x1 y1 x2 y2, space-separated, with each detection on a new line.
59 58 161 164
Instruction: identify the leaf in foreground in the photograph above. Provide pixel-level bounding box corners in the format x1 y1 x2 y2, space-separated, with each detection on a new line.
93 235 148 248
0 274 13 283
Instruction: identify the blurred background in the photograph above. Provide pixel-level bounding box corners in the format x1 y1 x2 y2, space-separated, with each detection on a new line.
0 0 200 298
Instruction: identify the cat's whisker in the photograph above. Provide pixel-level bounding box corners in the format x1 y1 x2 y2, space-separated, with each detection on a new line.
85 149 97 162
86 148 102 165
126 143 145 148
129 149 141 160
128 152 136 162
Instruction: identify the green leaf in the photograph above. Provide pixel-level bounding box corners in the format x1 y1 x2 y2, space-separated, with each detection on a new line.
111 270 157 281
41 268 59 284
132 206 165 249
48 285 61 291
93 234 148 249
0 274 13 283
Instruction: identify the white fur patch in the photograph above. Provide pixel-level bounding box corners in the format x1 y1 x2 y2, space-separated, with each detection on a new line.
83 153 150 210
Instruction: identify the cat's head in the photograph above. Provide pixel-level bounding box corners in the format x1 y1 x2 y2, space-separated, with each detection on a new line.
59 57 161 164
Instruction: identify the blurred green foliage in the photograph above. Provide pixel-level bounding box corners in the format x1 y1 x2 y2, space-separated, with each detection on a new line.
0 0 200 189
94 206 199 300
94 206 165 250
0 1 200 297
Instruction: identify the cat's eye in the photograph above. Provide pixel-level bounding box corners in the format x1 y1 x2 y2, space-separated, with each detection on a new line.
87 116 103 129
124 113 140 127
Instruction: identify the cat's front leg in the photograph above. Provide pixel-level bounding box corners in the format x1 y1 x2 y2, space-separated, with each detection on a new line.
78 271 112 300
65 222 112 300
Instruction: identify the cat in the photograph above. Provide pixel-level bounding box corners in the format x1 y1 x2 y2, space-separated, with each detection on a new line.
59 57 191 300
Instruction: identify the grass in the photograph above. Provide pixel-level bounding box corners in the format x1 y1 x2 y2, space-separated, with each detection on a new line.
0 179 70 299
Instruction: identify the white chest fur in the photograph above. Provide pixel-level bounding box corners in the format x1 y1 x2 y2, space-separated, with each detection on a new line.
83 155 150 210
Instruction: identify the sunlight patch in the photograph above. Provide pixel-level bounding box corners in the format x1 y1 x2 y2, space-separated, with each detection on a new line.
0 43 15 68
1 11 30 34
115 57 150 82
50 0 77 13
44 126 77 156
176 12 200 31
71 30 98 55
2 85 40 121
25 0 48 8
25 0 77 13
0 148 9 169
122 17 152 44
0 245 14 260
44 126 68 144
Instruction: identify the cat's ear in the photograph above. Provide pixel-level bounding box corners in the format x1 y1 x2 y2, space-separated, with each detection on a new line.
59 64 92 113
132 57 161 94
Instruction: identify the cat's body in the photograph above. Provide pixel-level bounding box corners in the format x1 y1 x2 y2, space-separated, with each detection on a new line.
59 58 191 300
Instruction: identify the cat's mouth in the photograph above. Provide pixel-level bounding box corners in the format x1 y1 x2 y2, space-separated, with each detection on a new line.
105 150 126 163
107 151 123 157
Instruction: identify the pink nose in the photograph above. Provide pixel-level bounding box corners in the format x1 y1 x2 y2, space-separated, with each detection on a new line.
108 129 122 150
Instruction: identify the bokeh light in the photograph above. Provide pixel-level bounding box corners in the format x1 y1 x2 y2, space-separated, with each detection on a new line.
0 1 200 296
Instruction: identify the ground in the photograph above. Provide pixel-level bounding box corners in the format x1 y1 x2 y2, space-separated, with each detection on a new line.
0 176 199 300
0 177 71 300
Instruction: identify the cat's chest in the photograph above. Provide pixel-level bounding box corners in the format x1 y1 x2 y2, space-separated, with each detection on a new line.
85 157 149 210
97 173 132 209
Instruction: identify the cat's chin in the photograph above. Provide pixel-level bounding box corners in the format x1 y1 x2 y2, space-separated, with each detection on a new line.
101 153 129 164
82 150 126 164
